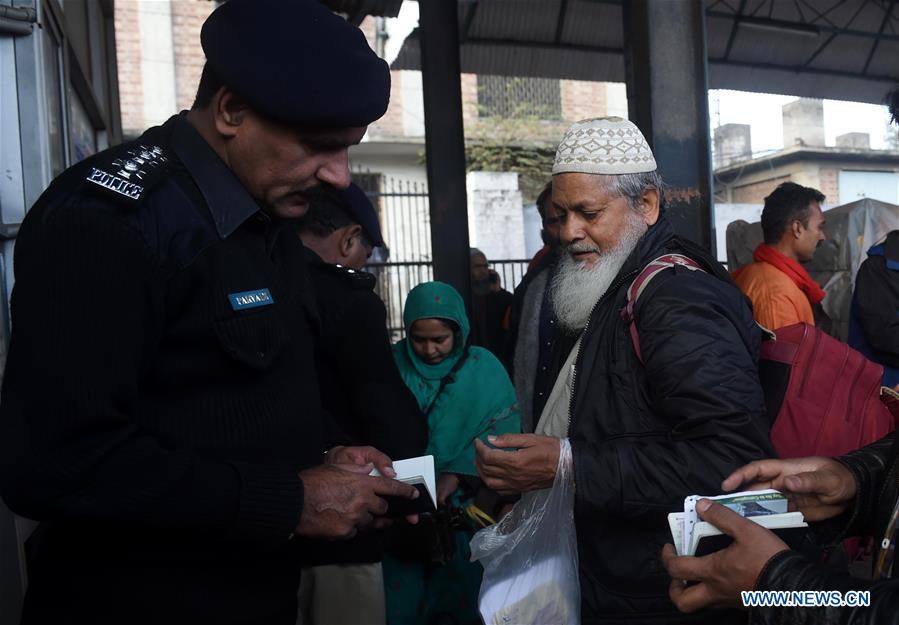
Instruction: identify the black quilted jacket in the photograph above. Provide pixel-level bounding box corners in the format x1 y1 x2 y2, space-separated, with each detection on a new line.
750 432 899 625
563 216 774 623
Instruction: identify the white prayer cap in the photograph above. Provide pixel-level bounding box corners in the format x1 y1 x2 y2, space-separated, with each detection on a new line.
552 116 657 176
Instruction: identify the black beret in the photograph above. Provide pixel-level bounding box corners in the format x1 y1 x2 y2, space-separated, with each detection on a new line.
201 0 390 128
340 183 384 247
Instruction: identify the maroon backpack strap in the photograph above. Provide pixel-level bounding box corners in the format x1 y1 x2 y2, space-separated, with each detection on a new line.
619 254 706 363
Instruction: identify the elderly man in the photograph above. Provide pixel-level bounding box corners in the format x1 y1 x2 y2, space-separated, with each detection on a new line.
476 117 772 623
0 2 419 624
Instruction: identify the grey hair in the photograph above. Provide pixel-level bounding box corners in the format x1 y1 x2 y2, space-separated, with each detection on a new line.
469 247 486 258
597 171 666 211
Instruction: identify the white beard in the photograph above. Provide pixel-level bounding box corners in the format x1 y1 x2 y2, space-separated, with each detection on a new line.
551 214 647 334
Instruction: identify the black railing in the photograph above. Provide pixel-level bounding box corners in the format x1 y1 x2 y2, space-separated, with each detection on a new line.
366 258 531 342
367 261 435 342
353 171 531 342
491 259 531 295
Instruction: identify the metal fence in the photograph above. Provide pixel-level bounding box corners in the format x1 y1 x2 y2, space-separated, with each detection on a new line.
492 259 531 295
367 261 434 342
369 176 431 263
357 173 531 341
368 258 530 341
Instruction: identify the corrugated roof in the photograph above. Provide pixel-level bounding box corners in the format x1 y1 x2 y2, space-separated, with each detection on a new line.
393 0 899 105
321 0 403 23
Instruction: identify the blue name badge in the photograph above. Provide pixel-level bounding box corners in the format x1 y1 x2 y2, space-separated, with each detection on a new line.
228 288 275 311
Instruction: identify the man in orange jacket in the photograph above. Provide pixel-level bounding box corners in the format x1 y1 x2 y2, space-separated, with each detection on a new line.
733 182 827 329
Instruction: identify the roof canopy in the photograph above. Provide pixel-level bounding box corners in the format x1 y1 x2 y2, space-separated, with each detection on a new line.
323 0 403 24
392 0 899 105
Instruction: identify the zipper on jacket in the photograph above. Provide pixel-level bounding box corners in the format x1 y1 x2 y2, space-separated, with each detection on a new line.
567 269 638 432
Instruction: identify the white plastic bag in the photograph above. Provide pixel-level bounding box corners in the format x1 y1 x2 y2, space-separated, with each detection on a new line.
469 438 579 625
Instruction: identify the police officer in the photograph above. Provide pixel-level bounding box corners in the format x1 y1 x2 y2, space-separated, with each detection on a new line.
0 1 418 624
298 183 428 459
296 183 428 624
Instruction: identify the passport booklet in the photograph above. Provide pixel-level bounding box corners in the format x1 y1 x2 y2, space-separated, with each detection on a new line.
370 455 438 516
668 489 808 556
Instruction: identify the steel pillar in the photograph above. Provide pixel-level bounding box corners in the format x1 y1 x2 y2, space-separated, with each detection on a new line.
623 0 713 251
419 0 472 309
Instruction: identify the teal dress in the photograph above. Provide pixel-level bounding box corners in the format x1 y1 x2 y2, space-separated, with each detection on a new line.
385 281 520 625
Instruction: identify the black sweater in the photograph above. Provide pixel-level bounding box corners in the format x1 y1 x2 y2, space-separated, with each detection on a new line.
305 249 427 460
301 249 427 565
749 433 899 625
0 115 326 625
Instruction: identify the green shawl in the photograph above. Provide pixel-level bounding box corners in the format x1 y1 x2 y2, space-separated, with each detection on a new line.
393 281 520 476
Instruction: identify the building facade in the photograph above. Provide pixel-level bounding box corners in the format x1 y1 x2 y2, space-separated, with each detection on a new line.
714 98 899 206
112 2 624 267
1 0 122 620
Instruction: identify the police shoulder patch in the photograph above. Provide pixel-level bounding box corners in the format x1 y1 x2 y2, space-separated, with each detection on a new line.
85 144 170 205
330 264 376 291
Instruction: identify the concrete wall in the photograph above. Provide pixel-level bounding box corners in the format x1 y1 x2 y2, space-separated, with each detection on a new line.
467 171 526 260
721 156 899 205
113 4 615 267
835 132 871 149
730 175 793 204
171 0 209 112
115 0 214 137
114 2 145 136
714 123 752 168
461 72 479 128
782 98 825 148
560 79 607 121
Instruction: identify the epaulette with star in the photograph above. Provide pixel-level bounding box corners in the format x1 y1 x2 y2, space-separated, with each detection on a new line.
84 143 170 205
328 264 377 291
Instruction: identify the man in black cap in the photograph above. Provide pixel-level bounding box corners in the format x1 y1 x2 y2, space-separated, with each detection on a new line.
0 1 419 624
299 184 385 272
296 183 428 625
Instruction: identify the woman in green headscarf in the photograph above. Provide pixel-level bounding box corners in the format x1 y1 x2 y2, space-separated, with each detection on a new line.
384 281 520 625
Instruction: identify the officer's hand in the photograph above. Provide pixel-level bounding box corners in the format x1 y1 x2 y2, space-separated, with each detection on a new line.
722 457 856 522
295 463 419 539
326 445 396 478
475 434 559 495
661 499 789 613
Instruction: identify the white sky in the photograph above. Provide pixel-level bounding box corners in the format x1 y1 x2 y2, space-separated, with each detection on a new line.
709 90 893 153
384 2 894 153
383 2 418 64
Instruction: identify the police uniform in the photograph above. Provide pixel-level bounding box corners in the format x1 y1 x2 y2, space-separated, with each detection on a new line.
299 249 428 625
307 251 427 463
0 1 390 623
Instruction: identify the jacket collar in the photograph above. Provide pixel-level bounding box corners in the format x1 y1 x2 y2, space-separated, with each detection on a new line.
170 113 262 239
300 245 328 267
614 214 676 284
867 231 899 271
